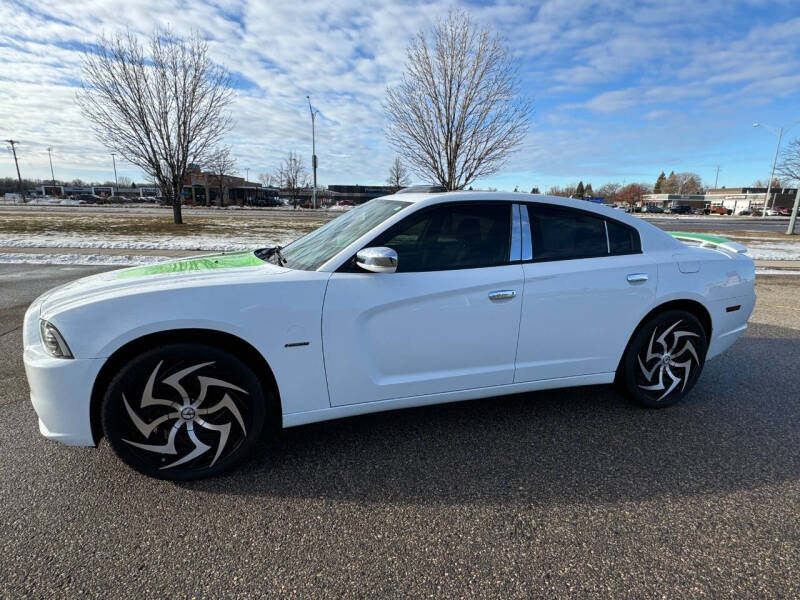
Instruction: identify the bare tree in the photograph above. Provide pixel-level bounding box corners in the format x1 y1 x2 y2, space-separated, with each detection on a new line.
385 10 531 190
386 157 411 188
616 183 651 209
207 146 237 207
776 140 800 183
547 184 577 197
77 29 234 224
277 152 308 209
258 172 277 187
662 172 703 194
752 177 784 188
596 182 622 203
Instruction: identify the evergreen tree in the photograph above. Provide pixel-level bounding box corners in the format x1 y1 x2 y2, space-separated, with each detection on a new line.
664 170 677 194
575 181 585 197
654 171 666 194
585 183 593 196
530 187 539 194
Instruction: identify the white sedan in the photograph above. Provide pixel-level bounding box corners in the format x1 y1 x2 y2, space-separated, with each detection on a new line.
23 192 755 480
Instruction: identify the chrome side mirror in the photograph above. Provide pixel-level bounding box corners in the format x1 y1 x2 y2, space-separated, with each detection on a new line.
356 247 398 273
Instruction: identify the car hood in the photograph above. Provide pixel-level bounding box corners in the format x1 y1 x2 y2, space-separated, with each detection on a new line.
38 251 290 317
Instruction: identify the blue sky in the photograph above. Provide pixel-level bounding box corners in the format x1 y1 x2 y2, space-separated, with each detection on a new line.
2 0 800 191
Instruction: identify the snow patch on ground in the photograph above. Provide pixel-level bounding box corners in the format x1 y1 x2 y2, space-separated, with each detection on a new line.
0 252 170 266
0 232 296 252
745 242 800 261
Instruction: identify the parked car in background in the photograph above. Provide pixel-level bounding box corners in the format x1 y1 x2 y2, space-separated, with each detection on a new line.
642 205 663 213
735 209 752 216
23 192 756 480
764 208 780 216
776 207 792 216
692 208 709 215
76 194 106 203
710 206 733 215
665 205 692 214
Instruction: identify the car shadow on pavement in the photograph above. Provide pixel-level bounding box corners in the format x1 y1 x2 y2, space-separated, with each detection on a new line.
179 322 799 506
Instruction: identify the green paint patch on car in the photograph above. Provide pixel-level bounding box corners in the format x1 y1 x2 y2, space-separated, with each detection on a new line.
117 251 265 279
668 231 732 245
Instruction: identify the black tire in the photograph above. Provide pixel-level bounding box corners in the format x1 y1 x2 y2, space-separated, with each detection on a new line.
101 343 267 480
621 310 708 408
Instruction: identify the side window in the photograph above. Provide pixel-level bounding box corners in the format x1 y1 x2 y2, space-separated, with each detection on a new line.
372 203 511 272
526 205 608 261
606 219 640 255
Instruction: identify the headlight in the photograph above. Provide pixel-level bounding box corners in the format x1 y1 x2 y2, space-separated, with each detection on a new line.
39 320 73 359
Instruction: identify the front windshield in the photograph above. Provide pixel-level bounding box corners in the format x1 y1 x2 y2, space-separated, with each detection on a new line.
277 199 410 270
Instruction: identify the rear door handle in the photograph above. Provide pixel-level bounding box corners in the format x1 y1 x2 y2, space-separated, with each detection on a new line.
489 290 516 301
627 273 649 283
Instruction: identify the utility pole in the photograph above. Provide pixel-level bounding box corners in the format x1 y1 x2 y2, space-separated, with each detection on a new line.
47 147 55 184
111 152 118 189
245 167 250 182
752 121 800 216
762 126 782 218
5 140 23 193
787 186 800 235
714 165 720 189
307 95 318 210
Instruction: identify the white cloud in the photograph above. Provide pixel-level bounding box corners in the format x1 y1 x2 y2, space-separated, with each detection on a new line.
1 0 799 188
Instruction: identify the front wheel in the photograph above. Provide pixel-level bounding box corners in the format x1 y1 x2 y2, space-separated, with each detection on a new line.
621 310 708 408
101 343 267 480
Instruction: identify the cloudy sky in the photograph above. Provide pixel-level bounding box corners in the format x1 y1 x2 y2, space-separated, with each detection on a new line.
2 0 800 191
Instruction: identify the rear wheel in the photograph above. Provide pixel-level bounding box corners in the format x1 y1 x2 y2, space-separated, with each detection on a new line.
101 343 267 480
621 310 708 408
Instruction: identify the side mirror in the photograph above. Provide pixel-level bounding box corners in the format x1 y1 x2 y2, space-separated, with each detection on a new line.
356 247 398 273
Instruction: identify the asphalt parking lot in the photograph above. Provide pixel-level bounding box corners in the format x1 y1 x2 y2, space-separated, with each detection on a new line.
1 264 798 598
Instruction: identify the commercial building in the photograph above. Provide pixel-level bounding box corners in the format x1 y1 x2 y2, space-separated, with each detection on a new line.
643 187 798 214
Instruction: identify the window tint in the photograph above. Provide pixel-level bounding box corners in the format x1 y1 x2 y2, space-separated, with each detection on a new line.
527 205 608 261
606 219 639 255
372 203 511 272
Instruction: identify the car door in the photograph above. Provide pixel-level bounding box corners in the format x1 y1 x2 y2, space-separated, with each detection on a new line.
323 201 524 406
514 203 658 382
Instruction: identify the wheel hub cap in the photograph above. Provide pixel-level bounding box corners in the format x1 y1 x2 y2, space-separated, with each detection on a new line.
637 320 700 401
120 361 249 470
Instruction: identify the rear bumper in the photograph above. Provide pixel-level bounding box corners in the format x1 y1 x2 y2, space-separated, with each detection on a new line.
24 346 104 446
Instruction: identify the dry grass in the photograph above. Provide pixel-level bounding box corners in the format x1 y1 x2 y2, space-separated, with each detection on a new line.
0 213 329 238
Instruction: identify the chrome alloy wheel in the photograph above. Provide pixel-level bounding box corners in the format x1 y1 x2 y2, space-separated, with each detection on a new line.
121 361 248 470
103 343 266 480
636 320 700 402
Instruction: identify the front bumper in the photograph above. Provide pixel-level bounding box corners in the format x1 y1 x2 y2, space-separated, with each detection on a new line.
24 345 104 446
24 296 104 447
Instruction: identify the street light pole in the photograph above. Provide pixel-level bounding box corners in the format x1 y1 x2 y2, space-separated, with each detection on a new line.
753 120 800 217
5 140 23 193
111 152 119 189
787 186 800 235
307 95 318 209
47 147 55 184
754 124 782 218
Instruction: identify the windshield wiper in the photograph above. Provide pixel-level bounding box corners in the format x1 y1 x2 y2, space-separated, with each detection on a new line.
255 245 287 266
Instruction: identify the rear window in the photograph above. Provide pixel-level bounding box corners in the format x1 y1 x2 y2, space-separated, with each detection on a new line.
525 204 641 261
527 205 608 261
606 219 639 255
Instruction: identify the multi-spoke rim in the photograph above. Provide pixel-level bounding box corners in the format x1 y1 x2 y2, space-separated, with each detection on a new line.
120 360 250 471
636 320 700 402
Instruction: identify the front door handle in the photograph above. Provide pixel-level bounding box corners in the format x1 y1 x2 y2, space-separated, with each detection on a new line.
489 290 516 301
627 273 649 283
